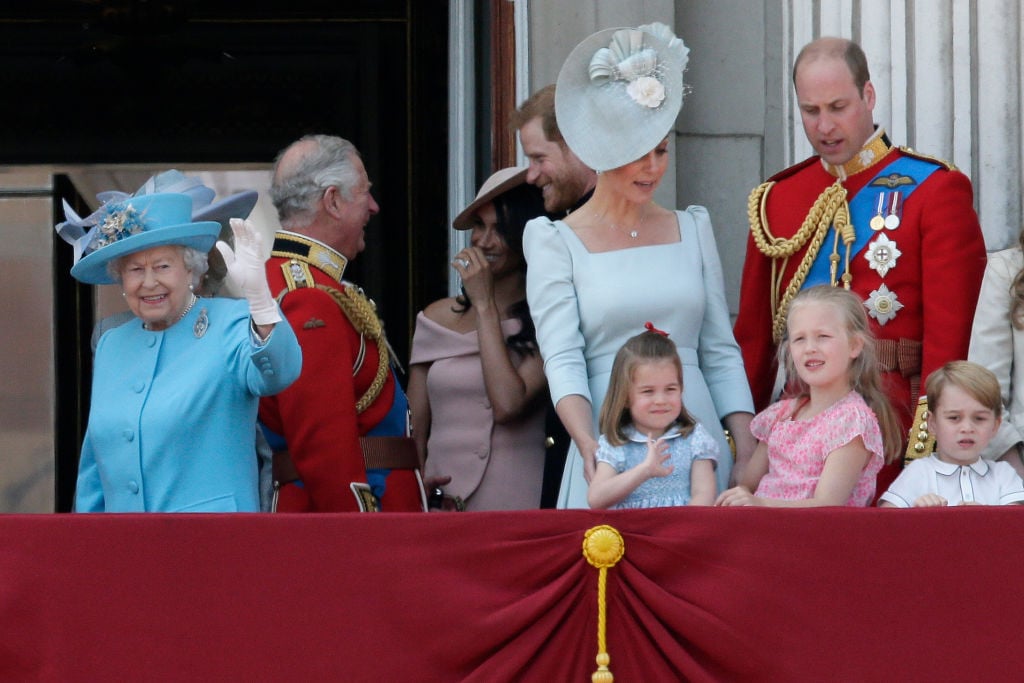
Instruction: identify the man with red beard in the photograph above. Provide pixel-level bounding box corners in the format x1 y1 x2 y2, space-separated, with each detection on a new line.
511 85 597 216
511 86 598 506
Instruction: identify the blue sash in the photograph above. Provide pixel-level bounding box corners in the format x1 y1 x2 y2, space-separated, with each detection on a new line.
803 155 941 289
365 371 409 499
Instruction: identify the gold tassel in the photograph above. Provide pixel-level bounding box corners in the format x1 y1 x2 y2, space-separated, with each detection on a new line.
583 525 625 683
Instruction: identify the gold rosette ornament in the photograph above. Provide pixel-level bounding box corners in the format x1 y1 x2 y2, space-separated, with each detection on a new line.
583 525 625 683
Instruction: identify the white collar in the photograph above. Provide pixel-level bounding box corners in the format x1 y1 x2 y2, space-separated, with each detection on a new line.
928 454 990 476
624 424 683 443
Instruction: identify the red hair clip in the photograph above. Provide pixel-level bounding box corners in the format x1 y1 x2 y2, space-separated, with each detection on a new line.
644 322 669 337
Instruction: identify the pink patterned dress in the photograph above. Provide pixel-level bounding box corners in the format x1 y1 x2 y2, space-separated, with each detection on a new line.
752 391 884 506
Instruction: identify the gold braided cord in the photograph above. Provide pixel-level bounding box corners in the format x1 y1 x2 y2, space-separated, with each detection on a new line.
583 525 624 683
315 284 390 414
748 180 850 342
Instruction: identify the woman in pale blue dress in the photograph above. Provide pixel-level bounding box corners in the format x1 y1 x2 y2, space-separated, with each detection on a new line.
524 22 756 508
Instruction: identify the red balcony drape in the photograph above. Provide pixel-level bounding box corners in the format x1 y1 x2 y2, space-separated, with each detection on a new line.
2 507 1021 682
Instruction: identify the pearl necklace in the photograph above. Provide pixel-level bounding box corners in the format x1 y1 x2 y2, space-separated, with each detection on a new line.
143 293 198 331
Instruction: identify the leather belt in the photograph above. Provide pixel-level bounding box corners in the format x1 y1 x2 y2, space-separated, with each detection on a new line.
272 450 301 486
272 436 417 487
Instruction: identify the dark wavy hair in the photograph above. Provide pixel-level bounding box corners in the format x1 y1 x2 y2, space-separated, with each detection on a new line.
454 181 546 357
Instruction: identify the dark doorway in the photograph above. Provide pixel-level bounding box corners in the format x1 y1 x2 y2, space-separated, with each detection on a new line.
0 1 449 511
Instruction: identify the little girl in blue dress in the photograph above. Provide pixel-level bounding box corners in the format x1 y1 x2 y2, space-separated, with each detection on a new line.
587 324 718 509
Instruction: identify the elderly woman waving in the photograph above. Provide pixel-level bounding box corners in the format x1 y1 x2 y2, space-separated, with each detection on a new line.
58 191 302 512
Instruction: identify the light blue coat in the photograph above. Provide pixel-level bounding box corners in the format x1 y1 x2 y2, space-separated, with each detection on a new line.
75 297 301 512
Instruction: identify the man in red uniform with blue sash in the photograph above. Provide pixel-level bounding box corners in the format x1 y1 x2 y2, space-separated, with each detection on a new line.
734 37 987 494
259 134 408 512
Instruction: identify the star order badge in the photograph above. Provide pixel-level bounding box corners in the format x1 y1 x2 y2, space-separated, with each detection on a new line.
864 234 901 277
865 285 903 325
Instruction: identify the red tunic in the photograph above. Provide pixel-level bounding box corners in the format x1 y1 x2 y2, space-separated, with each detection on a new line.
259 231 396 512
734 141 986 489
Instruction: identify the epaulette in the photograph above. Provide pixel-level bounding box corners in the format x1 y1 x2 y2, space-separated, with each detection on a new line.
898 146 957 172
766 155 820 183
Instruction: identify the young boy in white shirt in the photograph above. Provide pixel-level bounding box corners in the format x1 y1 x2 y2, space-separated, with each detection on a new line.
879 361 1024 507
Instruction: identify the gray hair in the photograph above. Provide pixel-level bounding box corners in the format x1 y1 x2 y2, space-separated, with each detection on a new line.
270 134 361 226
107 245 209 291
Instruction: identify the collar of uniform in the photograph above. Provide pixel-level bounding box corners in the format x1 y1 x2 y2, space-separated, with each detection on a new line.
928 453 990 476
821 127 893 181
271 230 348 284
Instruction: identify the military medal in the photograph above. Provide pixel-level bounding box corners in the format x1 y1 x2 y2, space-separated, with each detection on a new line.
288 260 308 284
883 191 902 230
864 234 901 277
870 193 886 231
865 285 903 325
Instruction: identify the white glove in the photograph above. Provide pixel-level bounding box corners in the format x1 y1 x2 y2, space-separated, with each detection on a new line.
215 218 282 326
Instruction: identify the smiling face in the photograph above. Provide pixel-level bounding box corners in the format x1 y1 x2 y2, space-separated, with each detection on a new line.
602 138 669 202
469 203 521 277
795 55 876 166
329 153 380 259
118 245 193 331
929 384 1001 466
519 117 593 213
627 358 683 437
786 299 863 395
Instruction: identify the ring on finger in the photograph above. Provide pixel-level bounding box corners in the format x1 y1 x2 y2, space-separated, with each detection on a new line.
454 257 470 268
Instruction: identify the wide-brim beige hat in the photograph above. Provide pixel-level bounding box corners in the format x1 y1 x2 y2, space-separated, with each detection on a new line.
555 22 689 172
452 166 529 229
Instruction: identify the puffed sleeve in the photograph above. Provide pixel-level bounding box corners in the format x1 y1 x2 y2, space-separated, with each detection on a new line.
750 400 789 441
688 206 756 417
594 434 626 472
689 422 721 462
969 248 1024 459
523 217 591 405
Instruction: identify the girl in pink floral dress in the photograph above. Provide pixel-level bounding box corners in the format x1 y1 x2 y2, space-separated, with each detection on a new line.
716 286 902 507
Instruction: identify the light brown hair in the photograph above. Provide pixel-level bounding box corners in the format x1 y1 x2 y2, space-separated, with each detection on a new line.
793 37 871 96
598 330 695 446
508 84 564 144
925 360 1003 418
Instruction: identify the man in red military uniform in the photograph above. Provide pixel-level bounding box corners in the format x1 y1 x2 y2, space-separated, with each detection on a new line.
259 134 407 512
733 37 987 493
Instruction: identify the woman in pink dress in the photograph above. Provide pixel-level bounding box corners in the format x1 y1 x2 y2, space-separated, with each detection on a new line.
716 286 903 507
407 168 549 510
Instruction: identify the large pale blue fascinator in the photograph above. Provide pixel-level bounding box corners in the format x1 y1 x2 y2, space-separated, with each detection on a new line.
555 22 689 172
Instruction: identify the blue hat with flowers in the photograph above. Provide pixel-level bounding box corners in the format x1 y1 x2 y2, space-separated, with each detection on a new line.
90 169 259 238
62 192 221 285
555 22 689 172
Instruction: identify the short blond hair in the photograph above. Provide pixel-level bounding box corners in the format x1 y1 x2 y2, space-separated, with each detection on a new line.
926 361 1003 418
